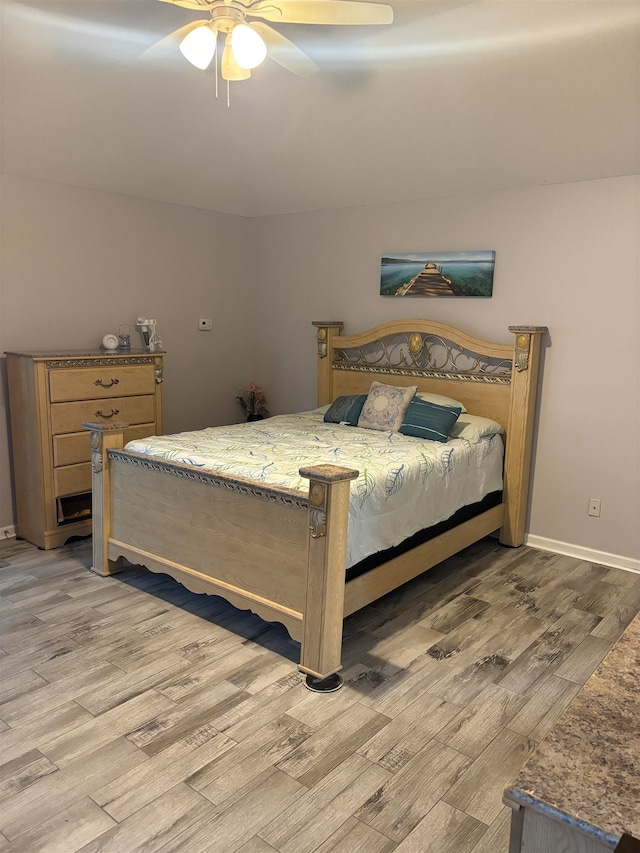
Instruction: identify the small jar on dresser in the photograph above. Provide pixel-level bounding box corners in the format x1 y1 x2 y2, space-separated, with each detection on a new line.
5 349 165 549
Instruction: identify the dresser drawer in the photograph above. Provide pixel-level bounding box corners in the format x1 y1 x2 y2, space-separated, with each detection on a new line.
52 423 158 466
50 396 156 435
49 365 155 403
54 463 92 497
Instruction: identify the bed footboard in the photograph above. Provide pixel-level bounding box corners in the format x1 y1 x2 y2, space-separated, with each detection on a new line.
84 422 358 681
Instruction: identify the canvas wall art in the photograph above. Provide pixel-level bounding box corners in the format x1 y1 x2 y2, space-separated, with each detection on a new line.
380 251 495 297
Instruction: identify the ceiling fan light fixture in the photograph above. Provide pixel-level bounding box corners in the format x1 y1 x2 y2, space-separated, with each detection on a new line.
221 38 252 80
179 24 217 70
231 24 267 70
151 0 394 88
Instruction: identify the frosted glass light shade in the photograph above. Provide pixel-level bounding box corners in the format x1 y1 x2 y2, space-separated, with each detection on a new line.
221 42 251 80
179 24 217 70
231 24 267 70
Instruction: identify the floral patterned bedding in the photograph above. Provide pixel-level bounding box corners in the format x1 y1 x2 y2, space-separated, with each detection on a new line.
125 410 504 567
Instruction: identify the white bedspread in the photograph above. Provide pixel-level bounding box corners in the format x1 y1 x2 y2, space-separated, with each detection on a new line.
126 411 504 568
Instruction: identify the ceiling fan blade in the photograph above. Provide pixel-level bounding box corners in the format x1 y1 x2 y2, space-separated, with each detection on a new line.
250 22 319 76
142 20 210 58
156 0 213 11
247 0 393 26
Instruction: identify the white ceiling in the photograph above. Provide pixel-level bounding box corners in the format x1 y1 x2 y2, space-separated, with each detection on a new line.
2 0 639 217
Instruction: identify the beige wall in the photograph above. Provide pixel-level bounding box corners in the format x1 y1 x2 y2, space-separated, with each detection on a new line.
2 173 638 566
0 174 256 529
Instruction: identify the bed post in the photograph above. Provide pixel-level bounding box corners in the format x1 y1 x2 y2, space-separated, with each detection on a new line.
312 321 344 407
501 327 548 547
299 463 358 692
83 421 127 577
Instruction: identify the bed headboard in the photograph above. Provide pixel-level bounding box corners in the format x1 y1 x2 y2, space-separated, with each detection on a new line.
312 319 547 546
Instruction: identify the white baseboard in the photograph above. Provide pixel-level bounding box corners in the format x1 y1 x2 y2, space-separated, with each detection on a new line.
1 525 17 540
525 534 640 575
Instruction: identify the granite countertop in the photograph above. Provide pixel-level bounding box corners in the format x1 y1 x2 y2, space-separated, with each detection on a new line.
505 612 640 846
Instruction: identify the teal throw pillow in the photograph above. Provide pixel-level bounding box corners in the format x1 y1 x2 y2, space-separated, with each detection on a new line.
324 395 368 425
399 397 462 442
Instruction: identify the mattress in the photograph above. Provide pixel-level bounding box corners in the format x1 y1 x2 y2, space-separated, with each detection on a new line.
125 410 504 568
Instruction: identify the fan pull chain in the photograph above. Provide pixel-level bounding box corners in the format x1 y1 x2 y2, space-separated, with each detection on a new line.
215 38 219 100
227 79 231 108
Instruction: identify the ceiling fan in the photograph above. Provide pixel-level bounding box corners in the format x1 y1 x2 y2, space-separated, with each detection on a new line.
146 0 394 85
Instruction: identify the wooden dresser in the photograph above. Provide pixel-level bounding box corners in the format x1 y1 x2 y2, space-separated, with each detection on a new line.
5 349 164 549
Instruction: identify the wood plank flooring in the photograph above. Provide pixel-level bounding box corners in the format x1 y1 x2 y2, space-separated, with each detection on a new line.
1 535 638 853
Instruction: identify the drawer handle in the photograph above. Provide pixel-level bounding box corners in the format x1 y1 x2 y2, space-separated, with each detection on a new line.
94 408 120 419
94 378 120 388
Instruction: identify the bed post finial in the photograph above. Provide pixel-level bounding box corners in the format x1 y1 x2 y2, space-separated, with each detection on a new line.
502 326 548 547
511 332 533 372
312 321 343 406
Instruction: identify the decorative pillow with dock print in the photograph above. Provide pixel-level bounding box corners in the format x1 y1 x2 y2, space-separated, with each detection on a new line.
357 382 417 432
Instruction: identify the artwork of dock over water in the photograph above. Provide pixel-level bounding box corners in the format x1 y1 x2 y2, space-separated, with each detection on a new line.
380 251 495 297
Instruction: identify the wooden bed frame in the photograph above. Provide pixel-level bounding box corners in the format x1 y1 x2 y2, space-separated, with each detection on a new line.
85 319 546 686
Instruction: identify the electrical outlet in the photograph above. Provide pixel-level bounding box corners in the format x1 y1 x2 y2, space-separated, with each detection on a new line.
198 318 212 331
588 498 601 517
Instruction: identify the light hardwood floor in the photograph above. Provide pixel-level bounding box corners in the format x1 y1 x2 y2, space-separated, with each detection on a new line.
1 535 638 853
